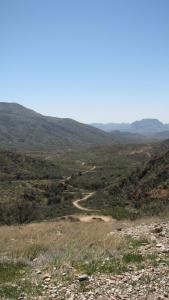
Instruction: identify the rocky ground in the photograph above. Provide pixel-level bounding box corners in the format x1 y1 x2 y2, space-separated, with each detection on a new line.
2 220 169 300
19 222 169 299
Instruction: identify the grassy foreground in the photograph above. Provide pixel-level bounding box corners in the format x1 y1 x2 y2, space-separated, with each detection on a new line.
0 217 160 299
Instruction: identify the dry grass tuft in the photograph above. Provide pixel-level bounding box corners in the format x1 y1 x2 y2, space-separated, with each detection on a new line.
0 216 160 269
0 220 126 266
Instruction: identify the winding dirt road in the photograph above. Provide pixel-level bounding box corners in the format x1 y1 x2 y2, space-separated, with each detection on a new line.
73 192 96 212
73 191 112 223
63 164 112 222
83 166 96 174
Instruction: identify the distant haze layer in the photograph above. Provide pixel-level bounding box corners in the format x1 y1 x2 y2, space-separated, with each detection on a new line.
91 119 169 135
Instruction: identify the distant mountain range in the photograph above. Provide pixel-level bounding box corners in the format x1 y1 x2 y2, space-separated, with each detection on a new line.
1 103 169 151
0 102 113 150
91 119 169 135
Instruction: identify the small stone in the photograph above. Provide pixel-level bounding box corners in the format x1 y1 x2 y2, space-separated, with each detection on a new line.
18 293 25 300
154 226 163 233
45 277 51 282
128 265 134 271
78 274 89 282
42 273 51 280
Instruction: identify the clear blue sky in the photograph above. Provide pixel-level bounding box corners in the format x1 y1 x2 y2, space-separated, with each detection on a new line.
0 0 169 123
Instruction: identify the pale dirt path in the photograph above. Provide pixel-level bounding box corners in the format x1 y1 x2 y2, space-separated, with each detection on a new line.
73 192 113 223
83 165 96 174
65 165 112 223
73 192 96 212
78 215 113 222
61 166 96 184
130 146 152 158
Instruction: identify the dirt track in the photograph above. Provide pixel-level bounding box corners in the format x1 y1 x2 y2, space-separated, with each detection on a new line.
73 192 96 212
73 192 113 222
77 215 113 222
70 165 112 222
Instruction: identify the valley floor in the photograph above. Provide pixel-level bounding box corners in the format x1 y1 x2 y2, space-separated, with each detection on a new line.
1 217 169 299
1 142 169 299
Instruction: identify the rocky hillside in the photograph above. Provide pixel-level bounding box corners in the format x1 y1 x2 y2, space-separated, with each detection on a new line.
0 102 112 150
113 147 169 217
82 141 169 219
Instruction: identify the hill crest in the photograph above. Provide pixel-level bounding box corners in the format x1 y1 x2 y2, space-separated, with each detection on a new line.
0 102 112 150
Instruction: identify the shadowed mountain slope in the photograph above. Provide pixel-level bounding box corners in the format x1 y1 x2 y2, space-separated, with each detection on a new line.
0 102 112 150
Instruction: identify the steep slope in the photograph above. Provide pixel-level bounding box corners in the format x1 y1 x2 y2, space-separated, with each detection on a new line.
79 141 169 219
0 102 112 150
111 147 169 217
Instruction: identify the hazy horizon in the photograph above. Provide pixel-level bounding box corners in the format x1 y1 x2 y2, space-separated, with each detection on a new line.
0 101 169 125
1 0 169 123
